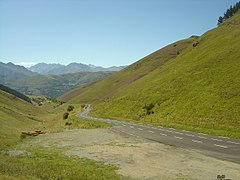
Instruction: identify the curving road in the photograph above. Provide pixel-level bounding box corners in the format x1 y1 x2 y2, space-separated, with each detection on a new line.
77 105 240 164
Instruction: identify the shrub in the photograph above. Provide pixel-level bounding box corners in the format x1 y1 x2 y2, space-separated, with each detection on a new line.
146 110 154 115
81 104 85 108
63 112 69 119
67 105 74 112
65 122 72 126
142 103 155 116
143 103 154 111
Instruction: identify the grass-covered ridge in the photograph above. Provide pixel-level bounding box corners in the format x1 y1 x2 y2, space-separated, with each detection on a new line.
0 84 31 103
0 89 43 149
62 13 240 138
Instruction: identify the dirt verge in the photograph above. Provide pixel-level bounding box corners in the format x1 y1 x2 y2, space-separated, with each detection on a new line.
22 128 240 179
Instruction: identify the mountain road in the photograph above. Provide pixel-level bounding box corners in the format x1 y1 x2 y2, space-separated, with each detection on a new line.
77 105 240 164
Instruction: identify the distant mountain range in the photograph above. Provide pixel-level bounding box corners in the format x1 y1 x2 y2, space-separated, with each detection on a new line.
0 62 117 97
28 63 126 74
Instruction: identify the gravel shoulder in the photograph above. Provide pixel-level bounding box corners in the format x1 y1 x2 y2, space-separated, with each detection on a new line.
22 128 240 180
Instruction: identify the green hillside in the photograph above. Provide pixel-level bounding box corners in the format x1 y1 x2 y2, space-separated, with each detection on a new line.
0 90 42 149
0 84 31 103
61 13 240 137
60 36 197 102
0 86 67 149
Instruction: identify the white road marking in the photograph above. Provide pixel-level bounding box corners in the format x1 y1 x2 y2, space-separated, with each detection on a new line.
218 136 230 139
214 144 228 148
211 138 223 142
175 132 183 135
185 134 194 137
137 128 143 131
81 112 238 151
227 141 240 145
192 140 203 144
197 136 207 139
159 133 167 136
174 136 183 139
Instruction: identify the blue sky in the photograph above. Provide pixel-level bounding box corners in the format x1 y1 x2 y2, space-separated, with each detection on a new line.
0 0 239 67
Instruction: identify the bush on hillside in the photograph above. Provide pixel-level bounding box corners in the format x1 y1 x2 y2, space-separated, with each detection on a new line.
65 122 72 126
81 104 86 108
142 103 155 116
63 112 69 119
67 105 74 112
143 103 154 111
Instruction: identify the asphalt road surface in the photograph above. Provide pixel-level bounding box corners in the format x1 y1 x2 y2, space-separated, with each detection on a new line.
77 105 240 164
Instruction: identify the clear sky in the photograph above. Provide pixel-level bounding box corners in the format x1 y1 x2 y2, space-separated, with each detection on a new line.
0 0 239 67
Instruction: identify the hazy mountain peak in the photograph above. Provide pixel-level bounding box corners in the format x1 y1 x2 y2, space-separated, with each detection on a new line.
29 62 126 75
0 61 37 78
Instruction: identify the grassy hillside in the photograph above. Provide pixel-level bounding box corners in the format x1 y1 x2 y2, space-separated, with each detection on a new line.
61 13 240 137
0 86 69 149
60 36 197 102
0 84 31 103
1 71 113 97
0 90 42 149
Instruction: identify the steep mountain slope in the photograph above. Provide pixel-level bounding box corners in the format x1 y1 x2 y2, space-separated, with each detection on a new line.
0 84 31 103
60 13 240 137
1 71 113 97
0 62 37 78
60 36 197 102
